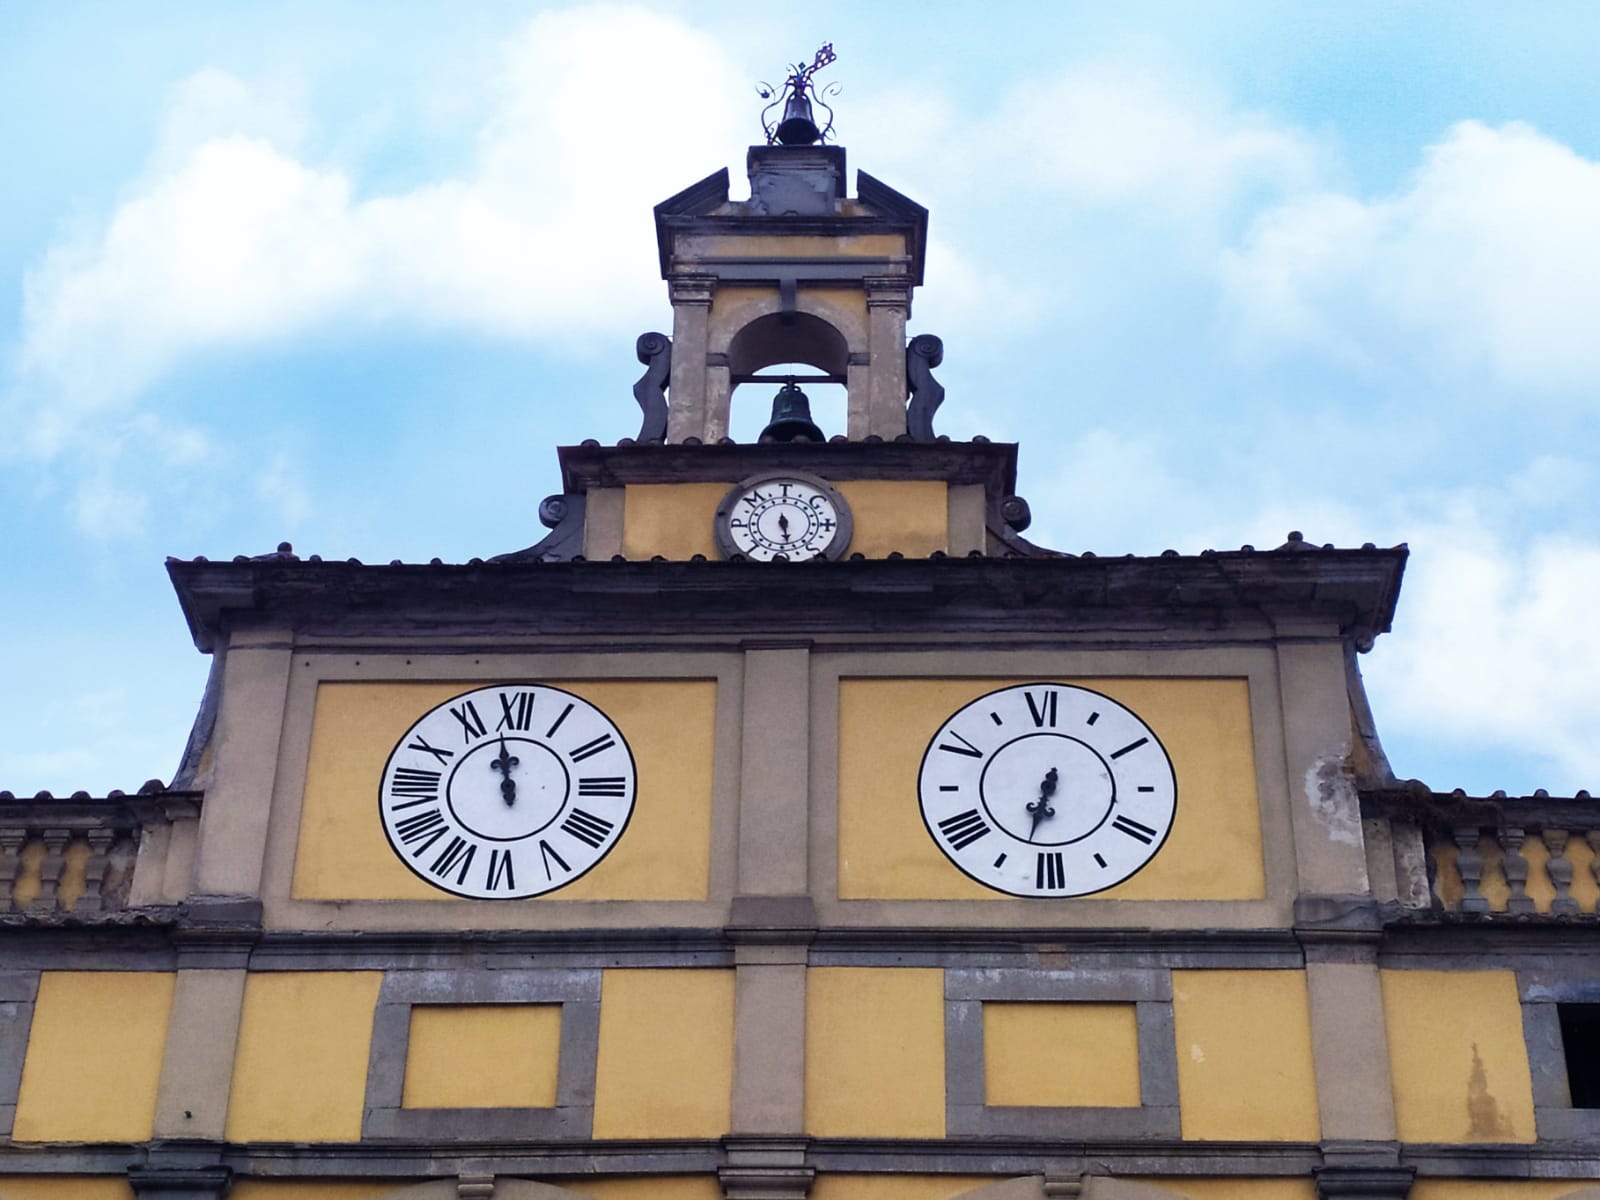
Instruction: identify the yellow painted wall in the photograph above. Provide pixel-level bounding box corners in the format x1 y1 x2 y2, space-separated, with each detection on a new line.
293 680 716 901
226 971 383 1142
0 1179 134 1199
12 971 174 1143
1137 1184 1319 1200
592 969 734 1138
806 967 946 1137
402 1004 562 1109
838 677 1263 901
1381 969 1536 1143
620 480 949 562
584 1178 727 1200
1171 970 1319 1142
817 1178 993 1200
983 1002 1141 1107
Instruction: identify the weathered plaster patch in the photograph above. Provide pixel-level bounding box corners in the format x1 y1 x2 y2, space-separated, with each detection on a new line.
1305 757 1365 848
1466 1042 1512 1140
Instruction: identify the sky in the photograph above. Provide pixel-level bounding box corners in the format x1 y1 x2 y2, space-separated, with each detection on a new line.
4 1 1600 798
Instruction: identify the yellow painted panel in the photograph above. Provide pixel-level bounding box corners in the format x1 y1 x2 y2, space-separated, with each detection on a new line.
592 969 734 1137
12 971 174 1143
838 677 1262 900
623 482 726 560
836 480 949 558
294 680 716 901
1381 969 1536 1143
621 480 949 561
815 1177 993 1200
1136 1183 1319 1200
402 1004 561 1109
983 1003 1140 1107
689 233 907 259
806 967 945 1137
1411 1184 1600 1199
0 1178 134 1199
585 1179 727 1200
227 1186 405 1200
225 972 382 1142
1172 970 1320 1142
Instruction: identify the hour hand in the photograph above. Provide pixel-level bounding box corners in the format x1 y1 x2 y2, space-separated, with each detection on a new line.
1026 767 1059 840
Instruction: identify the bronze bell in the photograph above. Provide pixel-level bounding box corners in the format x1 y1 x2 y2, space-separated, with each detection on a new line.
774 92 822 146
759 381 825 443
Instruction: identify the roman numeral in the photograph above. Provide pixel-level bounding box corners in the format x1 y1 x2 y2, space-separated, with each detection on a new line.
406 734 454 765
1110 736 1149 760
486 848 516 892
545 702 574 738
569 733 616 763
937 809 991 851
539 839 571 880
938 730 983 758
497 690 535 732
1112 814 1158 844
390 767 441 795
394 809 448 855
561 807 615 848
450 699 487 741
429 835 477 885
1036 851 1065 890
1025 689 1058 728
578 776 627 797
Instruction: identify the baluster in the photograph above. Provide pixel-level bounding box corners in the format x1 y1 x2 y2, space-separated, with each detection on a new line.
75 829 116 913
1542 829 1579 915
31 829 70 910
1503 825 1534 914
1454 824 1490 913
1589 830 1600 915
0 829 26 911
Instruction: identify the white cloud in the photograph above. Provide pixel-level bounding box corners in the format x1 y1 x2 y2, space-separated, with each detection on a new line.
1222 120 1600 394
9 4 749 463
1367 518 1600 791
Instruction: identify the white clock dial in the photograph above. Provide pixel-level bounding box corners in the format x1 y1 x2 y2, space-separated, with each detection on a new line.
918 683 1177 898
379 684 636 899
714 471 852 562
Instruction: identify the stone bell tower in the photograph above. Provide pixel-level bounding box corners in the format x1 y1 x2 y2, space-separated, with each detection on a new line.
636 48 936 445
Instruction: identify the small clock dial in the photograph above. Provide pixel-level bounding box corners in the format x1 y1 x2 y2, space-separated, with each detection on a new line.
714 471 852 562
379 684 636 899
918 683 1176 898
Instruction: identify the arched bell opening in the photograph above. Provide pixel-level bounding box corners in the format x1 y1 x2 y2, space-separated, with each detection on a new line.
725 311 851 444
728 364 846 445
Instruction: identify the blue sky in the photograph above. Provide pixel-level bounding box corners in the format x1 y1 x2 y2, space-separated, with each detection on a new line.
4 1 1600 796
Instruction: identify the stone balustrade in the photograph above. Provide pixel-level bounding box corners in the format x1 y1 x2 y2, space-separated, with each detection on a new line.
0 784 200 916
1362 787 1600 918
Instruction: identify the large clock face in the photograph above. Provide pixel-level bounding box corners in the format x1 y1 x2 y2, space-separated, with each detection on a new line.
378 684 636 899
918 683 1177 897
714 471 852 562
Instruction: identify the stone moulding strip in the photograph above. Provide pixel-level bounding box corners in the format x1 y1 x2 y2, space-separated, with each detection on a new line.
362 968 601 1141
0 969 40 1138
944 967 1180 1141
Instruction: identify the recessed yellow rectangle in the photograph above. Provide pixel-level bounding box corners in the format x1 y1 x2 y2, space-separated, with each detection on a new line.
983 1001 1141 1107
402 1004 562 1109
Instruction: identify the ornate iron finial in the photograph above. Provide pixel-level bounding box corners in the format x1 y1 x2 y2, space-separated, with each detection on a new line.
757 44 839 146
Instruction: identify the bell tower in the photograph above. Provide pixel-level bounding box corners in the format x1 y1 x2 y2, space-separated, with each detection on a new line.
644 45 931 443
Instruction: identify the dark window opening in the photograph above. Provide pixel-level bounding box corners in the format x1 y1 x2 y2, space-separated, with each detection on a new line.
1558 1003 1600 1108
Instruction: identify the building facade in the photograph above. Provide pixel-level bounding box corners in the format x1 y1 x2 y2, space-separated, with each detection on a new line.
1 120 1598 1200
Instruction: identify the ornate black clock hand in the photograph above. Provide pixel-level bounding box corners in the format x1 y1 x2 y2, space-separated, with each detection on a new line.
778 512 791 541
1026 767 1059 840
490 735 520 806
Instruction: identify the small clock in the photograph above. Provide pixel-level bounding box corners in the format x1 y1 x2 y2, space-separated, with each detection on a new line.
714 470 852 562
918 683 1177 897
378 684 636 899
